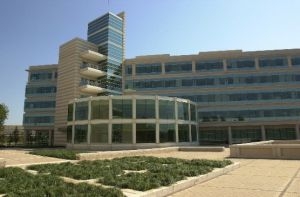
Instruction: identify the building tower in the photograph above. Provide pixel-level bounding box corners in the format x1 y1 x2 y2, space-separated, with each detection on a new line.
53 12 125 145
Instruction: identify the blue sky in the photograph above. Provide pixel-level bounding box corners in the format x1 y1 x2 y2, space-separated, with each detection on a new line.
1 0 300 124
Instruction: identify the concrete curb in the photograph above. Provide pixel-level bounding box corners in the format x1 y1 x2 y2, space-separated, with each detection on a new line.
122 162 240 197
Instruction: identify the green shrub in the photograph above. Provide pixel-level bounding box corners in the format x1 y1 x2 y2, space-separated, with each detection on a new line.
29 149 82 160
0 167 124 197
28 156 233 191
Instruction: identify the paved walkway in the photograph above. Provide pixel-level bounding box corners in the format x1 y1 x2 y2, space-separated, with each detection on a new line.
0 149 69 167
0 149 299 196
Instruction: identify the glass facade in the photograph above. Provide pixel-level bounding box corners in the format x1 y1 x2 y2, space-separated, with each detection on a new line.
159 100 175 119
159 124 175 143
67 126 72 143
136 99 155 119
67 104 73 121
231 127 261 143
75 102 88 120
165 62 192 73
177 102 189 120
291 57 300 66
178 124 189 142
25 86 56 94
25 101 55 109
87 12 124 95
259 57 287 68
199 127 228 145
23 116 54 125
227 59 255 69
127 73 300 90
199 108 300 122
136 123 156 143
136 63 161 75
91 124 108 143
91 100 109 119
74 125 88 144
30 72 53 81
112 124 132 143
265 127 296 140
112 99 132 118
180 90 300 103
191 125 197 142
196 60 223 71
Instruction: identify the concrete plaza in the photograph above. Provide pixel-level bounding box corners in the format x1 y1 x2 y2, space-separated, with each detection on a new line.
0 148 299 196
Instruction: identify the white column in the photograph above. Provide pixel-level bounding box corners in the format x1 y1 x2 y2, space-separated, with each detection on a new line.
255 57 259 70
132 64 136 76
261 125 266 141
192 61 196 73
161 63 165 75
287 56 292 68
228 126 232 145
295 124 300 139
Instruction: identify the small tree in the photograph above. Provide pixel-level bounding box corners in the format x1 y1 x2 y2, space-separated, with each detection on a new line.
13 126 20 145
0 103 9 133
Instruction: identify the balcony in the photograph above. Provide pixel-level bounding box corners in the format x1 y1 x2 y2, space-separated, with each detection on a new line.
80 50 106 62
80 63 106 78
79 80 107 94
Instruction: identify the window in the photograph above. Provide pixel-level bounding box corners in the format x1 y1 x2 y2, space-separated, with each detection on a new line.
91 124 108 143
196 60 223 71
199 128 228 145
136 99 155 119
136 123 156 143
227 59 255 69
291 57 300 66
178 124 189 142
91 100 109 119
112 99 132 118
159 124 175 143
67 126 72 143
75 102 88 120
125 65 132 75
74 125 88 144
266 127 296 140
190 104 196 121
178 102 189 120
112 124 132 143
259 57 287 68
191 125 197 142
136 63 161 75
165 62 192 73
231 127 261 143
159 100 175 119
67 104 73 121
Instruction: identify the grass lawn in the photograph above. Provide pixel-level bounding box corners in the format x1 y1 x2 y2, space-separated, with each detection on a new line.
29 149 83 160
28 156 232 191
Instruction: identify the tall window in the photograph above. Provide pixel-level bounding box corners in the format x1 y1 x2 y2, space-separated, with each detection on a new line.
178 102 189 120
159 124 175 143
75 102 88 120
136 99 155 119
112 124 132 143
91 100 109 119
136 123 156 143
74 125 88 144
178 124 189 142
112 99 132 118
91 124 108 143
67 126 72 143
191 125 197 142
159 100 175 119
67 104 73 121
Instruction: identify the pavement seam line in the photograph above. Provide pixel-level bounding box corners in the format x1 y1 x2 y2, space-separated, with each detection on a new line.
278 166 300 197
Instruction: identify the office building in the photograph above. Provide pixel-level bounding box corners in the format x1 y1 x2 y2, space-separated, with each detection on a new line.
23 11 300 148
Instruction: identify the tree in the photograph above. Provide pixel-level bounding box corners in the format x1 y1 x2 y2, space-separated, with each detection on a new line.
0 103 9 133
